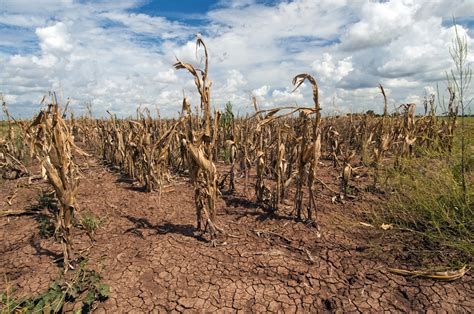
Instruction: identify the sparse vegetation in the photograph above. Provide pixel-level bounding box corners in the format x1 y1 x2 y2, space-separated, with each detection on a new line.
1 260 109 313
77 211 105 241
377 150 473 262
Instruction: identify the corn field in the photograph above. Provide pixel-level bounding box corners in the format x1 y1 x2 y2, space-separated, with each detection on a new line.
0 36 463 271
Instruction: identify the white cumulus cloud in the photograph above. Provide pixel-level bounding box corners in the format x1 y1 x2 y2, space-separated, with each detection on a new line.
0 0 472 117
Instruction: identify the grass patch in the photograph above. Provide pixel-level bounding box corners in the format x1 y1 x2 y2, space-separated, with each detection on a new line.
372 121 474 267
0 121 20 140
387 157 471 248
0 121 9 139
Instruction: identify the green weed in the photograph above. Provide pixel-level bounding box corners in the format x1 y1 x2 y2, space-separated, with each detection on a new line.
77 212 105 241
0 260 109 313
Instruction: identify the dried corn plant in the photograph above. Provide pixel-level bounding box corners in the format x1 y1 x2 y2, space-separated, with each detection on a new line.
0 138 29 180
391 103 417 170
28 95 84 272
372 84 391 190
0 97 29 179
292 73 321 224
326 124 341 168
253 97 271 206
80 108 183 195
339 147 355 197
255 150 271 205
252 106 297 210
272 127 287 210
146 118 184 194
226 139 237 192
358 113 375 166
237 121 252 196
174 35 221 239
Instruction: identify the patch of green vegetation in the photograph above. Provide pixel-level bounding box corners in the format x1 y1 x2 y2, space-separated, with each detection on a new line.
373 128 474 266
219 101 235 164
0 260 109 313
76 211 105 241
0 120 20 140
219 148 232 163
0 121 8 138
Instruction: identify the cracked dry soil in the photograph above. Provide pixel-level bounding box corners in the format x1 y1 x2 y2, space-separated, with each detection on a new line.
0 153 472 313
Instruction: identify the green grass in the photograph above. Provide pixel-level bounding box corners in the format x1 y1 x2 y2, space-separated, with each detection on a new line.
0 120 22 140
0 121 9 138
373 117 474 266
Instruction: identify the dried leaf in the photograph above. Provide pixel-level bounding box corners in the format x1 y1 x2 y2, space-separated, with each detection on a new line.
387 266 469 281
380 223 393 230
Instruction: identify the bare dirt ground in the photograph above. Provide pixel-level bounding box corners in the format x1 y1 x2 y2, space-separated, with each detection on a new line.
1 151 472 313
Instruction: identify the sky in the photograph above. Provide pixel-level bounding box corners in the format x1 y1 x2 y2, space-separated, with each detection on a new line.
0 0 473 118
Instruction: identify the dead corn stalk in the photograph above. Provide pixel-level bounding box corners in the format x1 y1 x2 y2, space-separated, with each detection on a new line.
29 95 84 272
174 35 221 239
292 73 321 224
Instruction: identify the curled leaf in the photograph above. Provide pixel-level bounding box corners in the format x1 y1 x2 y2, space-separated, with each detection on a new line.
387 266 469 281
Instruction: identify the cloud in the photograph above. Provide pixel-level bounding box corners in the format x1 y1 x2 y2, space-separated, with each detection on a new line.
223 69 247 93
0 13 45 28
340 0 418 51
0 0 472 117
1 0 74 14
154 69 179 83
271 87 304 104
100 12 191 39
312 53 353 83
252 85 270 99
36 22 73 54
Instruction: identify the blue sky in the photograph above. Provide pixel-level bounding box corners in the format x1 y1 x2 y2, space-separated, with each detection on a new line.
131 0 219 23
0 0 473 118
